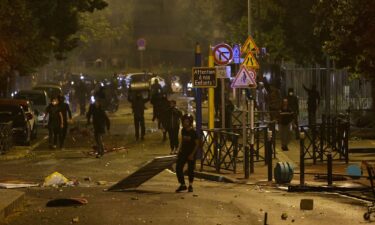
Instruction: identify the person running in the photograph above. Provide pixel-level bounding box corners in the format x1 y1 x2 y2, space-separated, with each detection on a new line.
87 99 110 158
45 97 63 149
58 95 72 149
175 114 200 193
164 100 182 154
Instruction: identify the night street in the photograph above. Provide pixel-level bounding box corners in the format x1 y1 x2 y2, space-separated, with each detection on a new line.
0 99 370 225
1 0 375 224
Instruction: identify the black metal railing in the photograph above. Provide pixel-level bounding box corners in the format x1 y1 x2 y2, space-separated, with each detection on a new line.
200 129 239 173
300 114 350 164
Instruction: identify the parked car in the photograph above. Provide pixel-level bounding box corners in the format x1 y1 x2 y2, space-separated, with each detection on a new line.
14 90 49 127
0 99 37 139
32 83 62 99
0 104 32 145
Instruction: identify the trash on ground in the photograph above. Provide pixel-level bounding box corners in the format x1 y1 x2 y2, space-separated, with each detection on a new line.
96 181 108 185
281 212 288 220
46 198 88 207
72 217 79 223
43 172 69 187
0 182 39 189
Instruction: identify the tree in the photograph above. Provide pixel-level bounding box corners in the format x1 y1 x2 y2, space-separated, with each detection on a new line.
313 0 375 109
218 0 324 65
0 0 107 77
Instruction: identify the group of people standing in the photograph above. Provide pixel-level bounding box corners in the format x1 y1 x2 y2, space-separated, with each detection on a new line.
258 84 320 151
127 79 200 192
44 95 72 149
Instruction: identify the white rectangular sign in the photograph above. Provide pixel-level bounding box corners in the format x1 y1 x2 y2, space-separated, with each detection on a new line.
215 66 231 79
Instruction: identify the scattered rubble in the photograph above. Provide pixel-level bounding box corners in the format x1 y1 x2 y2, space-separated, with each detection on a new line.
300 199 314 210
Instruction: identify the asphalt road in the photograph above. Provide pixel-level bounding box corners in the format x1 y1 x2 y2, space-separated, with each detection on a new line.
0 96 370 225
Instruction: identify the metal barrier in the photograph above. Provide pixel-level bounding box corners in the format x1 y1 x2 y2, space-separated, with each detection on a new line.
0 122 13 154
300 114 350 164
200 129 239 173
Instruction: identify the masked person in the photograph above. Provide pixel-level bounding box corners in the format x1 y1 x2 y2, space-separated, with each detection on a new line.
45 97 63 149
58 95 72 149
87 99 110 158
175 114 200 193
158 93 170 141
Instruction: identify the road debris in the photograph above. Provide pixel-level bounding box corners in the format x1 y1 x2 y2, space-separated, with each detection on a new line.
43 172 69 187
96 181 108 185
300 199 314 210
281 212 288 220
46 198 88 207
72 216 79 223
0 182 39 189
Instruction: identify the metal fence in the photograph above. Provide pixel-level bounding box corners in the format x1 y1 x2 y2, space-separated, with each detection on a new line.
299 114 350 164
283 66 372 125
200 129 239 173
0 122 13 154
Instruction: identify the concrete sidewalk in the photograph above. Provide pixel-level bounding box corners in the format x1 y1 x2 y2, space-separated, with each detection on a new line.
0 190 24 222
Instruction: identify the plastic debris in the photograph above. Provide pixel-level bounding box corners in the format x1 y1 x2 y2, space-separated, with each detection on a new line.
0 182 39 189
72 217 79 223
43 172 69 187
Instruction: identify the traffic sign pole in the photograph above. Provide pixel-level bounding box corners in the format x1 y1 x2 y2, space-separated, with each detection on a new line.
208 46 215 130
194 43 202 143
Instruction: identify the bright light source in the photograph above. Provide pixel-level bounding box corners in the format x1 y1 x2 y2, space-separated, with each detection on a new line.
71 81 74 85
90 96 95 104
80 75 84 80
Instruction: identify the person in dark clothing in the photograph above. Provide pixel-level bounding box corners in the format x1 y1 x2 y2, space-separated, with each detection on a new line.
278 99 294 151
87 100 110 158
303 84 320 126
175 114 200 193
44 97 63 149
164 100 182 154
158 93 171 141
128 92 149 141
150 79 163 123
225 95 235 129
58 95 72 149
286 88 299 139
76 80 87 116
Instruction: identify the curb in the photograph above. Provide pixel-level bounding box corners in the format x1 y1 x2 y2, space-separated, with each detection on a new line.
0 190 25 222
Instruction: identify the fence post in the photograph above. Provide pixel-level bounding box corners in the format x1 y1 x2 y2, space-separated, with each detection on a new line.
345 122 349 164
245 146 250 179
300 132 305 186
250 145 254 173
327 148 333 186
267 130 273 182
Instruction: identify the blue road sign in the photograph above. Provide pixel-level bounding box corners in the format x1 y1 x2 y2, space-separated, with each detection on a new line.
233 44 241 64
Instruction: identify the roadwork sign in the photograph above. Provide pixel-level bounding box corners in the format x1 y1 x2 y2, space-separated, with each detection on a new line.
231 65 257 89
213 43 233 65
108 155 177 191
241 35 259 54
192 67 217 88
